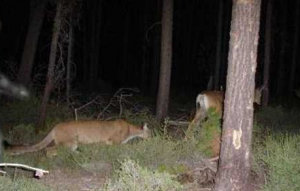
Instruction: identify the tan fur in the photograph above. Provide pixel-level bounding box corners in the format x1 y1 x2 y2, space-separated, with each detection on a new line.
7 119 150 155
186 88 263 150
191 88 262 125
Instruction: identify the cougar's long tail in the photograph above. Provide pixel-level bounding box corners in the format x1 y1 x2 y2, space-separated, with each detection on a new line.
6 130 55 155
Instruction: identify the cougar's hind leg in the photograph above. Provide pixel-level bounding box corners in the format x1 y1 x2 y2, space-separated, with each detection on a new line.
63 140 79 152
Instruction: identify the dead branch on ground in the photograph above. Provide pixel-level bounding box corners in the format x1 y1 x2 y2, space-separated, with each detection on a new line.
0 163 49 178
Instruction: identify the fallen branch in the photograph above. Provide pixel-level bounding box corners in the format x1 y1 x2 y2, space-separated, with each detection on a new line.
74 95 101 121
167 120 190 126
0 163 49 178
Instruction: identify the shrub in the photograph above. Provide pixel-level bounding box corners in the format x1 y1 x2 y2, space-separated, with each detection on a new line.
102 159 183 191
255 134 300 191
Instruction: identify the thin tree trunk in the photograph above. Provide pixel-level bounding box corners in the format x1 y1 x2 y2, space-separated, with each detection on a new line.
220 0 232 89
262 0 272 107
17 0 46 86
276 1 287 97
289 0 300 94
150 0 161 96
213 0 261 190
155 0 173 121
120 11 130 85
36 1 62 131
66 16 74 104
214 0 224 90
141 0 149 93
89 0 102 91
82 3 90 89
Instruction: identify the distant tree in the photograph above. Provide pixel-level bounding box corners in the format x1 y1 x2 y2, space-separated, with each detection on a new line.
156 0 173 121
262 0 273 106
150 0 161 96
82 0 103 92
289 0 300 95
213 0 261 191
17 0 47 86
36 0 63 131
276 1 288 97
66 11 74 104
214 0 224 90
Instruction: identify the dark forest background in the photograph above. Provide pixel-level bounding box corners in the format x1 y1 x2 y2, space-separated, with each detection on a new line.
0 0 299 108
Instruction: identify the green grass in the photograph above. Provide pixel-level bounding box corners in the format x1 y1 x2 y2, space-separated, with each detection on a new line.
102 159 183 191
0 176 52 191
4 97 300 190
254 134 300 191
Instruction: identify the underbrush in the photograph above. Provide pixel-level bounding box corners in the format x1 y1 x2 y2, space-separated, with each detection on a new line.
254 133 300 191
255 106 300 132
0 96 71 132
5 98 300 190
254 106 300 191
0 176 52 191
2 104 220 190
102 159 183 191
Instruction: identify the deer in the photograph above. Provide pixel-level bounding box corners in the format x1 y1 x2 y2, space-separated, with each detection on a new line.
186 85 265 136
184 85 265 157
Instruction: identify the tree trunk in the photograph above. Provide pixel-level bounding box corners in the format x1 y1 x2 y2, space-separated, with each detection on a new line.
289 0 300 95
150 0 161 96
262 0 272 107
220 0 232 89
89 0 102 92
36 1 62 131
66 15 74 105
214 0 224 90
213 0 261 190
17 0 46 86
82 3 90 90
155 0 173 121
141 0 149 94
276 1 287 97
120 11 130 85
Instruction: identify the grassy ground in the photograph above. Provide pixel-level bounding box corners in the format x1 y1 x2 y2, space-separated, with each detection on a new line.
1 96 300 190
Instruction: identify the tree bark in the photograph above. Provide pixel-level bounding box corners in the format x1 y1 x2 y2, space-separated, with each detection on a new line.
66 15 74 104
155 0 173 121
36 1 62 131
17 0 46 86
213 0 261 190
150 0 161 96
89 0 102 92
214 0 224 90
262 0 273 107
276 1 287 97
289 0 300 95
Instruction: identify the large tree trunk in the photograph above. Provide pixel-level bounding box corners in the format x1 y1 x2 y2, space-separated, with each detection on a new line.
17 0 46 86
155 0 173 121
36 1 62 131
289 0 300 95
214 0 224 90
262 0 273 106
213 0 261 190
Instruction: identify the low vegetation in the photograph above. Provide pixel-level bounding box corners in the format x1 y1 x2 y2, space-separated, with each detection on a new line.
102 159 183 191
1 99 300 190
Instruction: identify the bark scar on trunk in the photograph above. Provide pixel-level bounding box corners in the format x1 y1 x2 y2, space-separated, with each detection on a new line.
233 127 242 149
